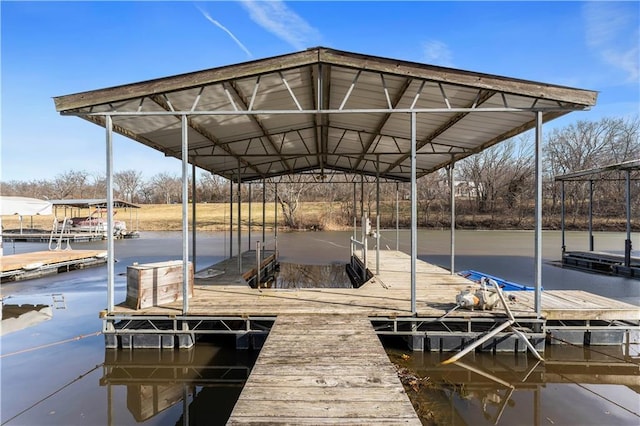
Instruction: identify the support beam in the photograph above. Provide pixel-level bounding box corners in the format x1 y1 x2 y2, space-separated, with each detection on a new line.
376 155 380 275
561 180 566 253
625 170 632 268
588 179 594 251
192 163 197 271
248 183 252 249
229 180 233 259
449 163 456 275
106 115 115 313
395 182 400 251
181 114 189 314
534 111 543 317
410 112 417 315
237 161 242 272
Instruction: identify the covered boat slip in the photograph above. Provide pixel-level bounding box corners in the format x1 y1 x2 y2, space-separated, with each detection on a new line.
555 159 640 278
53 46 600 320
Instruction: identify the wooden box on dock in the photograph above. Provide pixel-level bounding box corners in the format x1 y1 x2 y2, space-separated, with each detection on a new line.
126 260 193 309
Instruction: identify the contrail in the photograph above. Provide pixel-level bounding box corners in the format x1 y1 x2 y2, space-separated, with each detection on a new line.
197 6 252 58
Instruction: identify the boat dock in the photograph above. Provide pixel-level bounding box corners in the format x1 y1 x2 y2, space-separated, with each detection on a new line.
228 314 420 424
1 249 108 282
103 250 639 352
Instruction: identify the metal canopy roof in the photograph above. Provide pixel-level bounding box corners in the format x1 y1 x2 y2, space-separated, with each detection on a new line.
54 47 597 182
554 159 640 181
49 199 140 209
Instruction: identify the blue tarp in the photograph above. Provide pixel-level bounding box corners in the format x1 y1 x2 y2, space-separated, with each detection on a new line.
458 270 540 291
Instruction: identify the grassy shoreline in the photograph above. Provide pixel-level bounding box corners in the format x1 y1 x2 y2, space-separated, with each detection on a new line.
1 202 635 232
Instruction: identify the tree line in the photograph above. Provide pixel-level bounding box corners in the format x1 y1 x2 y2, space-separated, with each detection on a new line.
3 116 638 230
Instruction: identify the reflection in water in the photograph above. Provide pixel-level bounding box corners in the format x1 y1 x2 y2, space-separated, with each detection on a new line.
101 341 258 425
387 342 640 425
1 303 53 336
272 262 352 289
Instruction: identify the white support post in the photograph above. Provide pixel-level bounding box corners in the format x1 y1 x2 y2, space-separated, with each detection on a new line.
534 111 543 317
237 161 242 272
450 162 456 275
192 162 197 270
376 155 380 275
410 112 417 315
181 115 189 314
106 115 115 313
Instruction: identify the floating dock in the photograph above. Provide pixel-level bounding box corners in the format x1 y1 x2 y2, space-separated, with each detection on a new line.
103 250 639 352
1 249 108 282
562 250 640 279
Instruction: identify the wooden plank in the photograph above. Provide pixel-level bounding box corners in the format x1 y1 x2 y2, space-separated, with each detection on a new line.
228 314 420 424
1 250 107 272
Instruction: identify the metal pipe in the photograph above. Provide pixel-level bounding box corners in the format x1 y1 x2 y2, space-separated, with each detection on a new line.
105 115 114 313
248 183 252 249
256 241 261 288
396 182 399 251
561 180 566 253
410 112 417 314
353 182 357 227
274 183 278 255
262 178 266 257
192 163 197 271
589 179 594 251
450 163 456 274
360 173 364 219
376 155 380 275
441 320 514 365
534 111 543 317
229 180 233 259
181 115 190 314
237 161 242 273
625 170 632 268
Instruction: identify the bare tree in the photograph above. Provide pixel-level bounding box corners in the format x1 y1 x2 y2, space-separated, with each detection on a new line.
114 169 142 202
51 170 90 199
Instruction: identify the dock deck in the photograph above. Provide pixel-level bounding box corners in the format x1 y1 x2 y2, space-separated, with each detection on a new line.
228 314 421 425
1 249 108 282
105 250 639 351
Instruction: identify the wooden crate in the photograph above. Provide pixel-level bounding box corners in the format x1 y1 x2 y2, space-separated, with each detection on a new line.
126 260 193 309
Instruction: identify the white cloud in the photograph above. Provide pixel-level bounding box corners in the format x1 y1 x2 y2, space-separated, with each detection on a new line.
239 0 321 51
196 5 253 58
422 40 454 67
583 2 639 82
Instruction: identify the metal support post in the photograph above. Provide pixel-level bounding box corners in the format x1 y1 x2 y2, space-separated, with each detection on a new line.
450 163 456 275
376 155 380 275
181 115 190 314
229 180 233 259
396 182 399 251
561 180 566 253
105 115 114 313
248 183 252 249
274 183 278 255
534 111 543 317
262 178 266 254
353 182 357 226
192 163 197 270
256 241 261 287
360 173 365 219
625 170 632 268
588 179 594 251
410 112 417 315
237 161 242 272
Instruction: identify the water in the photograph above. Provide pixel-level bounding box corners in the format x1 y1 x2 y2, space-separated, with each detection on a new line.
1 229 638 425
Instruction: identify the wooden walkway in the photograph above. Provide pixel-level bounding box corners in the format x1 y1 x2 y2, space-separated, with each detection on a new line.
1 249 107 281
111 250 639 322
227 314 421 425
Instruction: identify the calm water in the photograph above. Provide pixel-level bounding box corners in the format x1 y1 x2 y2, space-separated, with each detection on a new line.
1 230 638 425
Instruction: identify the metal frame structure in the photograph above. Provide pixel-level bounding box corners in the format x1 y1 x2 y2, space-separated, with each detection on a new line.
555 159 639 270
54 47 598 319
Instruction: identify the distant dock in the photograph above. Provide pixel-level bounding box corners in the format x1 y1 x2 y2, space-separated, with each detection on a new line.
1 249 108 282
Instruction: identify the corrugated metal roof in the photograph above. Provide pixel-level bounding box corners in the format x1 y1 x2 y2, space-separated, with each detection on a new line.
53 47 598 182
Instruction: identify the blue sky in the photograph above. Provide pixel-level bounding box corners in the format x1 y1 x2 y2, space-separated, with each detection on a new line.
1 1 638 183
